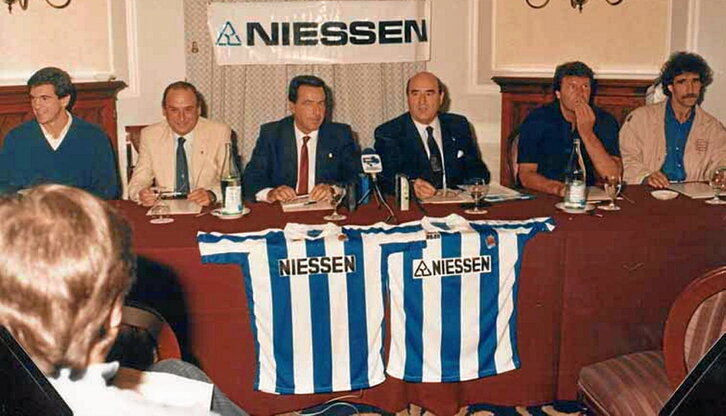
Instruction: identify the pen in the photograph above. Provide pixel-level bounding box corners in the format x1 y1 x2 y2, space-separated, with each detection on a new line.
620 193 636 205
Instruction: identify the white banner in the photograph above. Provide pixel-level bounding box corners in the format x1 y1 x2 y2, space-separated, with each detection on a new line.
207 1 431 65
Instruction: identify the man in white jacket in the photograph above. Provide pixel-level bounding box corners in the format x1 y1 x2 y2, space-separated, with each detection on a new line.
620 52 726 187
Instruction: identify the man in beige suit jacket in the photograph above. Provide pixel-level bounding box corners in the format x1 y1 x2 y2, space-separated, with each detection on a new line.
128 81 231 206
620 52 726 187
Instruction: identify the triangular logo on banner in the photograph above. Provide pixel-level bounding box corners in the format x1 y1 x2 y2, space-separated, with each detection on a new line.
413 260 432 278
216 21 242 46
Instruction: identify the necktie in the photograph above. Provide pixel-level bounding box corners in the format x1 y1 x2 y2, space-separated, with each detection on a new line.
426 126 443 188
176 136 190 194
297 136 310 195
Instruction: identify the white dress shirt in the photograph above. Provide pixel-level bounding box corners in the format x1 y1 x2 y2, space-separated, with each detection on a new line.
39 111 73 151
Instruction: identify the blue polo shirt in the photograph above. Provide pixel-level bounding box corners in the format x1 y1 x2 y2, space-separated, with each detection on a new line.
517 102 620 185
661 100 695 182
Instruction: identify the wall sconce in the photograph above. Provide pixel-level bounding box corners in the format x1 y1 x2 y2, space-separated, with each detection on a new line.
3 0 71 14
526 0 623 13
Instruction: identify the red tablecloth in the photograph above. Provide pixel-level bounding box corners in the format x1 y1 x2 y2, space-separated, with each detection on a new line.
110 186 725 415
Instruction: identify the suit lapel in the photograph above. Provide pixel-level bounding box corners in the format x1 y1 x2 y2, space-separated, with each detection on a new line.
315 122 331 181
439 116 456 179
280 117 298 187
162 123 176 188
190 119 205 188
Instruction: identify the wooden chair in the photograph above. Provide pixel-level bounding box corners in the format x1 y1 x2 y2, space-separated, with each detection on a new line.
505 129 520 188
577 266 726 415
125 125 146 182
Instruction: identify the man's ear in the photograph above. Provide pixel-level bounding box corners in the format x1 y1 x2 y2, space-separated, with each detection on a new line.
87 295 125 366
288 101 296 114
667 84 674 95
109 296 124 330
555 90 561 100
60 95 71 110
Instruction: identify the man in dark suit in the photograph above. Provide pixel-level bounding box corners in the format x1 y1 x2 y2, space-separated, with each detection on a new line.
244 75 360 203
374 71 490 199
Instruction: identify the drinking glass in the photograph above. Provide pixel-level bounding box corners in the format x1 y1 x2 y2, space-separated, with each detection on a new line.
706 166 726 205
323 186 347 221
463 178 489 215
149 187 174 224
599 175 622 211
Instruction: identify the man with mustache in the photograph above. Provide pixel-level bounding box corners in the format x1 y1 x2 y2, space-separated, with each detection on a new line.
244 75 359 203
374 71 490 199
620 52 726 187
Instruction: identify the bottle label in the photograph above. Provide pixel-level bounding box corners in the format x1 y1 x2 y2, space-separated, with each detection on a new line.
223 184 242 214
564 181 587 209
396 174 410 211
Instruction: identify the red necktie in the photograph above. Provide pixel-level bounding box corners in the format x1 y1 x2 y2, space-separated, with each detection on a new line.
297 136 310 195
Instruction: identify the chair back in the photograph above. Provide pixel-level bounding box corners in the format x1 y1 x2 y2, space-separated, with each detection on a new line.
121 303 182 361
506 129 520 187
125 125 147 182
663 266 726 387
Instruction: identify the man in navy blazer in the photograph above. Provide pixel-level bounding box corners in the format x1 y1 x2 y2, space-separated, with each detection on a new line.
374 71 490 198
244 75 360 203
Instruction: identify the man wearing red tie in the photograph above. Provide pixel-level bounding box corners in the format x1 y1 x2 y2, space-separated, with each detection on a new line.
244 75 360 203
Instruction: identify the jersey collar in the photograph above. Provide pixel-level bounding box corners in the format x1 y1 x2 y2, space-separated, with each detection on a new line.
283 222 343 240
420 214 472 233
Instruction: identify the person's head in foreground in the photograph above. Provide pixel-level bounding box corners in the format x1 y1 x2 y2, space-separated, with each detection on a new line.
0 184 135 378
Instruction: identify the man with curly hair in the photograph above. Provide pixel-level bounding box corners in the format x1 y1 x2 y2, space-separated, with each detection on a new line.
620 52 726 186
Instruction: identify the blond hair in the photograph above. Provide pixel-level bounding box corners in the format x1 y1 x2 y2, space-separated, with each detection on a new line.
0 184 135 377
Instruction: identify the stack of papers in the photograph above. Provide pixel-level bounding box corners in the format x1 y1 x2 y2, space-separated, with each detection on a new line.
145 200 201 215
668 182 714 199
421 183 532 204
586 186 612 202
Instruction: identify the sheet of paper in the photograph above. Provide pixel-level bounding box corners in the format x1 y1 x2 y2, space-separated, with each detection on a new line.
113 367 213 410
668 182 715 199
146 200 202 215
281 195 334 212
487 182 520 198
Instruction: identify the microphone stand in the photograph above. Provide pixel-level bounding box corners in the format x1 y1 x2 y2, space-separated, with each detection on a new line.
358 173 398 224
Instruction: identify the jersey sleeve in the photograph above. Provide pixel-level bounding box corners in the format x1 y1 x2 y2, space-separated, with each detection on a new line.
197 231 265 264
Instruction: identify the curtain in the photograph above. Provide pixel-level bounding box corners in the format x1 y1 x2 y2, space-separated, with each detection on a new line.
183 0 425 165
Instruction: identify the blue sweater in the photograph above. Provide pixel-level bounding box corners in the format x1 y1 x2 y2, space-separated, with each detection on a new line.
0 116 120 199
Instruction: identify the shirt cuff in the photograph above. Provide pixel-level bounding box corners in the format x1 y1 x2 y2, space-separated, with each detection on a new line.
256 187 273 203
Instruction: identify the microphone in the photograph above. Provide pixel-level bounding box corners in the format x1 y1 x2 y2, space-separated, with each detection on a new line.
358 148 398 224
360 148 382 180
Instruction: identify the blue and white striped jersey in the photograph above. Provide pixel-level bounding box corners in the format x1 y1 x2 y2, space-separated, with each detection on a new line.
384 214 555 383
197 222 422 394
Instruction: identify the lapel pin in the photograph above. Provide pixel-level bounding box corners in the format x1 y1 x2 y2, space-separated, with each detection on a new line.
328 152 333 159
